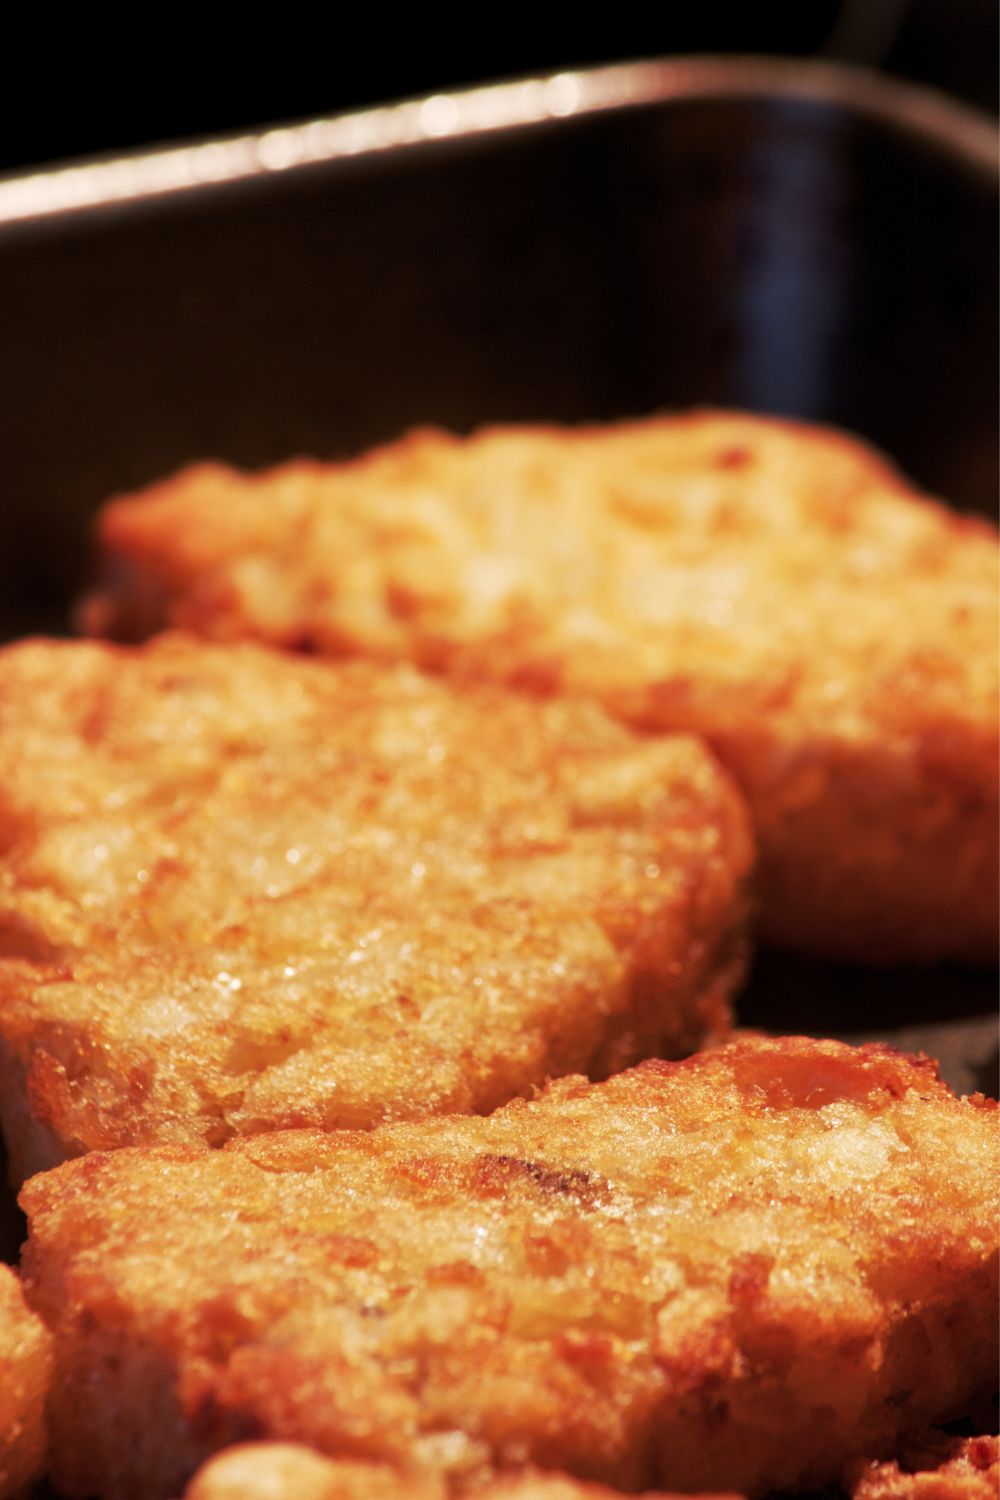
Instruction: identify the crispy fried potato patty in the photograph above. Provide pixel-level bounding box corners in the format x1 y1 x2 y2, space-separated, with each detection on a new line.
0 1264 50 1500
0 634 750 1181
183 1444 740 1500
20 1038 999 1500
81 412 1000 962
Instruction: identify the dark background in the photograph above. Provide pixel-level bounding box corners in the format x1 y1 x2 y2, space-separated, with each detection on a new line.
1 2 996 175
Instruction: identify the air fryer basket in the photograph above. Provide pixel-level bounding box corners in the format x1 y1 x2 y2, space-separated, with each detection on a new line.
0 56 996 1421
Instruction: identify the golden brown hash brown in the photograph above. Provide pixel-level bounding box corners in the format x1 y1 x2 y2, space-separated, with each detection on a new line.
183 1444 743 1499
847 1435 999 1500
20 1038 999 1500
0 1264 50 1500
81 411 1000 962
0 634 751 1182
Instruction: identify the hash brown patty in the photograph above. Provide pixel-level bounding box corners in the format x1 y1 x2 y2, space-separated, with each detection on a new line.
0 1264 50 1500
19 1038 999 1500
80 412 1000 963
0 634 751 1181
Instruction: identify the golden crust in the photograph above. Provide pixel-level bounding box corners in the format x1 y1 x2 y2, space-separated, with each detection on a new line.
0 634 751 1181
0 1264 50 1499
20 1037 999 1500
81 411 1000 962
182 1443 741 1499
847 1435 999 1500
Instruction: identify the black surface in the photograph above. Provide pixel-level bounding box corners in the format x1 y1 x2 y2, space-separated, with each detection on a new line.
1 2 996 174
